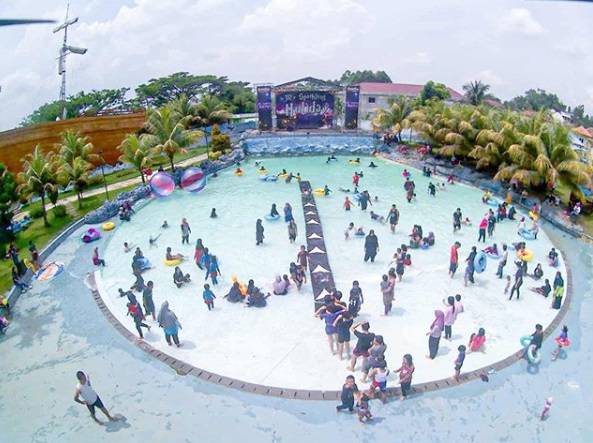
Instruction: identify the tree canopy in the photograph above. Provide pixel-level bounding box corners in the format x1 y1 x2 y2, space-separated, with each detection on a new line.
463 80 490 106
418 81 451 106
339 70 392 85
21 88 132 126
0 164 18 243
505 88 566 112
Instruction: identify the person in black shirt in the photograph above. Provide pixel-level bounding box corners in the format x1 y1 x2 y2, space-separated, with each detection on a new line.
348 322 375 371
333 311 354 360
336 375 358 413
509 261 524 300
364 230 379 262
520 323 543 360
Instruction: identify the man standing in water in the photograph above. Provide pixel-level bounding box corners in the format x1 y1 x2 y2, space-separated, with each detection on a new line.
181 218 191 245
386 204 400 234
449 242 461 278
73 371 118 425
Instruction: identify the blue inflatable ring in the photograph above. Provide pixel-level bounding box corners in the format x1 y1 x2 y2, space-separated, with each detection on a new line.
520 336 533 348
520 229 536 240
264 214 280 221
485 251 500 260
486 198 498 207
474 251 487 274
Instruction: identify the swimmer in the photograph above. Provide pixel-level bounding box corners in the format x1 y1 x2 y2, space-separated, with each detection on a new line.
161 221 169 228
358 171 364 178
344 197 352 211
259 165 266 172
149 234 161 248
254 161 260 167
355 227 365 236
339 187 351 193
369 162 377 168
324 185 332 196
166 247 185 262
210 208 218 218
369 211 384 223
285 173 293 183
123 242 136 253
270 204 279 217
280 169 287 175
296 173 302 183
374 196 379 202
351 157 360 164
344 222 355 239
461 217 472 226
235 167 243 174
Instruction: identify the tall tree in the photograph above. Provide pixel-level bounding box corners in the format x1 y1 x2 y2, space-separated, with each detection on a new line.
339 70 392 84
185 95 233 147
418 81 451 106
463 81 491 106
0 164 18 244
117 133 154 185
17 146 58 226
505 88 566 112
371 96 414 142
21 88 132 126
143 105 202 171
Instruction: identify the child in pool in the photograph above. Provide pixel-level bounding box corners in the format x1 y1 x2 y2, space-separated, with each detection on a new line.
210 208 218 218
161 221 169 228
166 247 184 261
504 275 511 294
369 211 384 222
270 204 279 217
344 222 355 239
344 197 352 211
355 227 365 236
356 392 372 424
203 283 216 310
461 217 472 226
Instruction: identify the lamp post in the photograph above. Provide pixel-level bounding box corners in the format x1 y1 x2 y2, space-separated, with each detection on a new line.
99 150 109 201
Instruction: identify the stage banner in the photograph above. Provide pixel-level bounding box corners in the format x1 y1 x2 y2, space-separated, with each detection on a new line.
275 91 334 130
344 85 360 130
256 86 273 131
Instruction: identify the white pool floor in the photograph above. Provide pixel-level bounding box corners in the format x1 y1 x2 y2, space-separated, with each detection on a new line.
94 155 564 390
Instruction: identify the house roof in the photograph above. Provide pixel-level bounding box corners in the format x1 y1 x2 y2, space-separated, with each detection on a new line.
573 126 593 139
358 82 464 100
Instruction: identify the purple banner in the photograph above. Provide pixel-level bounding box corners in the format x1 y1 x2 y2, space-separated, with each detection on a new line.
344 85 360 130
276 91 334 130
256 86 273 131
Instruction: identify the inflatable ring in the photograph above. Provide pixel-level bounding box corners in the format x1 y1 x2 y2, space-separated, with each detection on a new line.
278 173 288 178
555 336 570 347
163 259 182 266
352 193 361 202
519 229 536 240
527 345 541 364
485 251 500 260
348 160 359 165
264 214 280 221
234 171 244 176
266 175 278 182
517 249 533 262
102 222 115 231
474 251 487 274
529 211 539 221
520 336 533 348
313 189 326 196
23 258 36 273
486 198 498 207
258 169 268 175
354 232 365 237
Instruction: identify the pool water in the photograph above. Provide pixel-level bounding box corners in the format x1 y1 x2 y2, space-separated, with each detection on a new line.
95 155 564 390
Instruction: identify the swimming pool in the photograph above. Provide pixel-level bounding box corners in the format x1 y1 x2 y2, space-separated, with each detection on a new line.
95 155 565 390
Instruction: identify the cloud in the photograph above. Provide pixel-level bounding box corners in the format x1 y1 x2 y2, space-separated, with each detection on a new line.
498 8 544 37
552 42 585 57
400 52 431 66
470 70 503 88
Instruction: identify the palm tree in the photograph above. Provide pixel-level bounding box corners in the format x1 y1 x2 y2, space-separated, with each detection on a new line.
57 157 93 208
188 95 233 149
144 105 202 171
371 96 413 142
117 133 153 185
54 130 99 165
17 145 58 226
463 81 490 106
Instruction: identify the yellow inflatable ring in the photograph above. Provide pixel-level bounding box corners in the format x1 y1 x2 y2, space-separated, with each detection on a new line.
278 173 288 178
234 171 244 176
529 211 539 221
348 160 359 165
102 222 115 231
517 249 533 262
163 259 182 266
258 169 268 175
313 189 326 196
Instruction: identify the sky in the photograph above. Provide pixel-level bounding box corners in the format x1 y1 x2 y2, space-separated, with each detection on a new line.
0 0 592 131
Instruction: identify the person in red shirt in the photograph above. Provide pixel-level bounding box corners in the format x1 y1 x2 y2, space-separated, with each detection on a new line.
297 245 309 270
344 196 352 211
449 242 460 278
353 172 360 186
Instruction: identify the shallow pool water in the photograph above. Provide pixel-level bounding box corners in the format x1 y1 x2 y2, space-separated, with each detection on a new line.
95 155 564 390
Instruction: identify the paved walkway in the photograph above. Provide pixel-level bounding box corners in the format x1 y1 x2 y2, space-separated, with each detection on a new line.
1 207 591 441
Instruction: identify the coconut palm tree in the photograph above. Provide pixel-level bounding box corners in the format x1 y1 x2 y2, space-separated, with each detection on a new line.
143 105 203 171
189 95 233 149
54 130 99 166
463 81 491 106
57 157 93 209
117 133 153 185
371 96 413 142
17 145 58 226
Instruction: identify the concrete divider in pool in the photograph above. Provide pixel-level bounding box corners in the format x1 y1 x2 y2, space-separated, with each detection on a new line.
299 180 336 311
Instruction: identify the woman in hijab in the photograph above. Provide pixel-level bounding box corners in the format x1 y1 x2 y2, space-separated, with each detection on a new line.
551 272 565 310
224 282 243 303
157 301 182 347
273 275 289 295
194 239 206 269
426 310 444 359
256 219 264 246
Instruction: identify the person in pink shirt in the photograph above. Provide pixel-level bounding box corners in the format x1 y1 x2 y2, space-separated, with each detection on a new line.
478 216 488 243
468 328 486 352
442 296 457 340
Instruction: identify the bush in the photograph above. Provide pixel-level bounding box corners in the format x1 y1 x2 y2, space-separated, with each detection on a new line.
29 206 45 219
210 124 231 154
53 205 67 218
208 151 222 161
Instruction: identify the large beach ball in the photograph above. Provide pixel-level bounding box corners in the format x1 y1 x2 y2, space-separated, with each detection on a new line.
181 167 206 193
149 172 175 197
